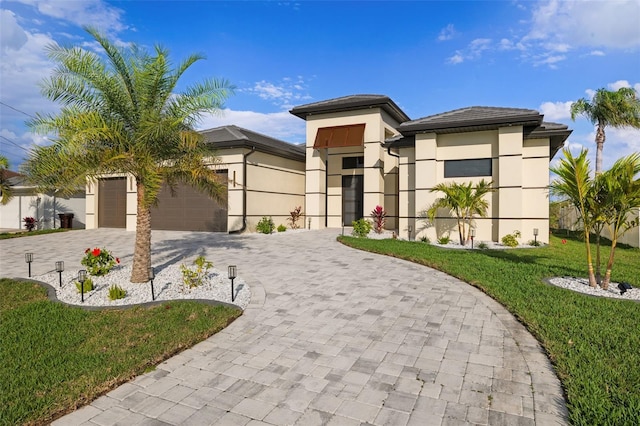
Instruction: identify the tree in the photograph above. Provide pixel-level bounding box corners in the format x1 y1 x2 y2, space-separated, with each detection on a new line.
550 148 598 287
0 155 14 205
426 179 494 245
570 87 640 174
597 153 640 289
22 28 234 282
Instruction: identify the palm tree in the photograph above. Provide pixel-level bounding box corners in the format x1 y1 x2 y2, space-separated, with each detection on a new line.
571 87 640 174
0 155 14 205
597 153 640 289
426 179 494 245
550 148 598 287
22 28 234 282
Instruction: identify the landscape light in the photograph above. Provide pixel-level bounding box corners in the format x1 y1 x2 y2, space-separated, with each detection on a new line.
78 270 87 303
55 261 64 287
618 282 633 295
228 265 237 302
148 266 155 301
533 228 539 245
408 225 412 241
470 228 476 249
25 253 33 277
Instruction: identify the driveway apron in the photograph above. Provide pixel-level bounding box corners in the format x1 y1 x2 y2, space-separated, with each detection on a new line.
1 229 567 425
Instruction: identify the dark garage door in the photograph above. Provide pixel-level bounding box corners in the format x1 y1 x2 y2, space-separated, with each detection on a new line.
98 177 127 228
151 173 228 232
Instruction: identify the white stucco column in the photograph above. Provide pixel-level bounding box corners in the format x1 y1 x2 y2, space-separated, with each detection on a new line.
497 126 523 240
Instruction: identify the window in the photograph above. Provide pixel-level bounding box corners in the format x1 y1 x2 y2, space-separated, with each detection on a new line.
444 158 492 178
342 156 364 169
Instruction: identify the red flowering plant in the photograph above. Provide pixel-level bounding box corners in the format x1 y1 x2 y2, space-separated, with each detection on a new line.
81 247 120 276
370 205 387 234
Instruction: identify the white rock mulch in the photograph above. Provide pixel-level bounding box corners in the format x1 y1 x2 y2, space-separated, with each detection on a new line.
34 264 250 310
547 276 639 301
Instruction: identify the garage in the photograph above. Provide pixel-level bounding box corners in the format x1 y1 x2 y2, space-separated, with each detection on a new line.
98 177 126 228
150 172 228 232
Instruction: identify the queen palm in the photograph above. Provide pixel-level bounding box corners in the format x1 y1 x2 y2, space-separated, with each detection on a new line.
550 148 598 287
571 87 640 174
23 28 234 282
426 179 494 245
0 155 13 205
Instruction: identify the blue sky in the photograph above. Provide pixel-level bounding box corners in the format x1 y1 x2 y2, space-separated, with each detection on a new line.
1 0 639 172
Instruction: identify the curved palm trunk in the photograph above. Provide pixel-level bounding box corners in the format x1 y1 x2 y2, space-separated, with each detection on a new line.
595 124 605 174
131 182 152 283
602 241 618 290
584 232 597 288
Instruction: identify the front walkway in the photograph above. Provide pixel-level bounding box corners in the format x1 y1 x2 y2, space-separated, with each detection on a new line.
1 229 567 425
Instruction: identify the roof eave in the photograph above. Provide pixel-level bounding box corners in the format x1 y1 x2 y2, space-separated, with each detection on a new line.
399 117 542 135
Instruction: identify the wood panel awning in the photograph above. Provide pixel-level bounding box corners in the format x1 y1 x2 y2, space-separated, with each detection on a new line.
313 123 365 149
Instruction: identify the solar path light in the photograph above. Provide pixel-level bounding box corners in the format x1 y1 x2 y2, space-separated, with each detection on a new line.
25 253 33 277
148 266 155 301
78 270 87 303
533 228 539 245
55 261 64 287
228 265 237 302
470 228 476 249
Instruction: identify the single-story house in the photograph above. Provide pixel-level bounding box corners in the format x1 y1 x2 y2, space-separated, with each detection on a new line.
85 94 573 244
0 170 85 230
85 125 305 232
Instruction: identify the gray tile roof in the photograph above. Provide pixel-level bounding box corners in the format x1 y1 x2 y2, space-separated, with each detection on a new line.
290 94 410 124
200 125 305 162
398 106 543 134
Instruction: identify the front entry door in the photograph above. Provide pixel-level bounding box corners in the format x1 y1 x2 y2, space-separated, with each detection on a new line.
342 175 363 225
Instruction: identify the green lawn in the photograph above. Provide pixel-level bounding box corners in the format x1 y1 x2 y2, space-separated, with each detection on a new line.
339 231 640 426
0 279 241 425
0 228 72 240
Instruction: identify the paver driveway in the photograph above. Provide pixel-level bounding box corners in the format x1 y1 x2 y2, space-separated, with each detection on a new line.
1 229 567 425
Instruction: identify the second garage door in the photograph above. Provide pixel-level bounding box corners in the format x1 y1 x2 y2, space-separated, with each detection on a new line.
150 173 228 232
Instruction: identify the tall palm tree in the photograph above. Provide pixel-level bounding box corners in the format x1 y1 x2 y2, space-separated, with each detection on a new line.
550 148 598 287
22 28 234 282
571 87 640 174
597 153 640 289
0 155 14 205
426 179 494 245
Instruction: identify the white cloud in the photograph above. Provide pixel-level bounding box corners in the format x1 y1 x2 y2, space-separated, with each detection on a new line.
198 109 306 143
14 0 127 33
539 101 573 120
447 53 464 64
589 50 605 56
437 24 457 41
244 77 312 109
1 9 28 51
446 38 492 64
533 54 566 68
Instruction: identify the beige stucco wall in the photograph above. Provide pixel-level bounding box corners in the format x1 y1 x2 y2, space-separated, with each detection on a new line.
400 126 552 244
303 108 401 230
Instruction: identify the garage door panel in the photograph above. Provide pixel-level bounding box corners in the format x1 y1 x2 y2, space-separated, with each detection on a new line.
150 173 228 232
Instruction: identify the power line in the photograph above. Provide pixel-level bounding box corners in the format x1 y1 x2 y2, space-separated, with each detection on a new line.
0 135 30 152
0 101 36 119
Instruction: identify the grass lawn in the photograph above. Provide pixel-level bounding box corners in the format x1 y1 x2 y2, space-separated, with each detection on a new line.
0 228 72 240
340 231 640 426
0 279 241 425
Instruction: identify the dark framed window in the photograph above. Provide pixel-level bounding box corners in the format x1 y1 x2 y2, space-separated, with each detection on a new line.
444 158 492 178
342 156 365 169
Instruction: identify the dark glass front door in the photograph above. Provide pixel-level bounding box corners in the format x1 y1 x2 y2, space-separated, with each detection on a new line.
342 175 363 225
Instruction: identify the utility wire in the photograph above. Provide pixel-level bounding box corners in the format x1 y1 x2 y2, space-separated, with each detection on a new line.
0 101 36 119
0 135 30 152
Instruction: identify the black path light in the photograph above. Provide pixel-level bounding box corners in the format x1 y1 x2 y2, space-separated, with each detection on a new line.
78 270 87 303
148 266 155 301
228 265 237 302
25 253 33 277
470 228 476 249
533 228 539 245
618 282 633 295
408 225 412 241
55 261 64 287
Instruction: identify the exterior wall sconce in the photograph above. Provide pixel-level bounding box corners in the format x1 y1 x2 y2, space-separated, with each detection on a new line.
78 270 87 302
228 265 237 302
55 261 64 287
533 228 539 245
25 253 33 277
148 266 155 301
470 228 476 249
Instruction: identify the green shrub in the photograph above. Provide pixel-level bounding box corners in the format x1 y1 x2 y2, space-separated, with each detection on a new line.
477 241 489 249
277 224 287 232
81 247 119 276
501 230 521 247
108 285 126 301
420 236 430 244
180 255 213 288
75 278 94 293
437 235 451 244
352 218 372 238
528 239 541 247
256 216 275 234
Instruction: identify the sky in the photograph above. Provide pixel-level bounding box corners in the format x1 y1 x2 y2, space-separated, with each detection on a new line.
1 0 639 173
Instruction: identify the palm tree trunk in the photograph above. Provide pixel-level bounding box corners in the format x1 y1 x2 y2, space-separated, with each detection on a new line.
131 182 152 283
595 124 605 174
601 241 617 290
457 217 464 245
585 232 597 287
595 231 602 285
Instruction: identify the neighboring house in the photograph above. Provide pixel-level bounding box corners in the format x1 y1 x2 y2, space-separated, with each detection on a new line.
0 170 85 230
290 95 572 244
85 125 305 232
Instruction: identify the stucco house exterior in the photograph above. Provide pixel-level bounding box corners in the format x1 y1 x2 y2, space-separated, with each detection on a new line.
85 94 574 244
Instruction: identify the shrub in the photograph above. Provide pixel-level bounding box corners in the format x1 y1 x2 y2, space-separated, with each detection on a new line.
23 217 37 231
437 235 451 245
108 285 126 300
477 241 489 249
256 216 275 234
277 224 287 232
501 230 521 247
420 236 430 244
81 247 119 276
352 218 372 238
75 277 94 293
288 206 303 229
180 255 213 288
370 205 387 234
528 239 542 247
